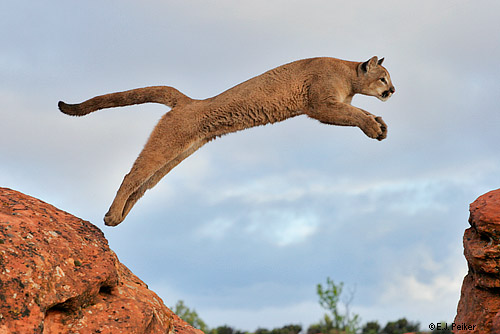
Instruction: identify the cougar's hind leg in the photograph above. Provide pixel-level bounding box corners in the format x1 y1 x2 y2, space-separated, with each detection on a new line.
104 111 200 226
119 138 209 220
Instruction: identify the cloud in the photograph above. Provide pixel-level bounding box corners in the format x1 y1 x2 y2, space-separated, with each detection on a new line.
195 218 235 241
245 210 319 247
374 256 467 325
194 208 319 247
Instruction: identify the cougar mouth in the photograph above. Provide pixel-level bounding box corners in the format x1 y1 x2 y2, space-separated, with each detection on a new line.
379 87 395 101
381 90 391 99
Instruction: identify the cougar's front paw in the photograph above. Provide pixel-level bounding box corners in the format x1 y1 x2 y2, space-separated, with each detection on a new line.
104 211 123 227
363 116 387 141
375 116 387 141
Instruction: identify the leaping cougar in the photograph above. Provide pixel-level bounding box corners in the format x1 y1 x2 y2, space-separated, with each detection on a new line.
59 56 395 226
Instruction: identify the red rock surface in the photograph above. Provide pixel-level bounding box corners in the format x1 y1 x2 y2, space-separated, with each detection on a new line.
0 187 203 334
455 189 500 334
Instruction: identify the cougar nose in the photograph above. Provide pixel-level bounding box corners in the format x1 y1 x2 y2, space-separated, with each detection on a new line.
390 86 395 94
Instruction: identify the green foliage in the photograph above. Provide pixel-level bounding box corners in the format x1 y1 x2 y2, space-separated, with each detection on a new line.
255 328 271 334
310 277 361 334
317 278 344 328
255 324 302 334
173 300 209 333
273 324 302 334
173 297 442 334
362 321 381 334
208 325 247 334
380 318 420 334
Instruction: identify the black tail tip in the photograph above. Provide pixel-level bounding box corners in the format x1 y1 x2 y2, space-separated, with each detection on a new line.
58 100 83 116
58 101 67 112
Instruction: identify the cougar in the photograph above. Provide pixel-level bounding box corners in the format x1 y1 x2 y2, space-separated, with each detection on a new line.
59 56 395 226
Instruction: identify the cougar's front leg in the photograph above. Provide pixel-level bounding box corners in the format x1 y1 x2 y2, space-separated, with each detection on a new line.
305 101 387 141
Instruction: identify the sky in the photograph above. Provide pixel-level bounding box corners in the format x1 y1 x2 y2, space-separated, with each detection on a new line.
2 0 500 331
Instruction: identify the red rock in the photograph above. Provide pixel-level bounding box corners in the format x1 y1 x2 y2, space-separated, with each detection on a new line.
0 187 204 334
455 189 500 334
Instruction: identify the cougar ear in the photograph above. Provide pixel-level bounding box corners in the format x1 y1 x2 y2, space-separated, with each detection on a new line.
359 56 379 74
377 57 384 66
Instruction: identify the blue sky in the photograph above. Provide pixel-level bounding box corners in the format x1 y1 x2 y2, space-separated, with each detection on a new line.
2 0 500 330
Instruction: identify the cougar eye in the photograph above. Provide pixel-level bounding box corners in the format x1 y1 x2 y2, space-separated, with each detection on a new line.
380 78 387 84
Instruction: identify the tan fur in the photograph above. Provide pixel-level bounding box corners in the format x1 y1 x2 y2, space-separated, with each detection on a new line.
59 56 395 226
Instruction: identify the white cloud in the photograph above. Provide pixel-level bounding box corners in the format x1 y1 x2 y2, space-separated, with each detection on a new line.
195 218 235 241
372 247 467 325
382 272 463 304
246 210 320 247
210 175 310 205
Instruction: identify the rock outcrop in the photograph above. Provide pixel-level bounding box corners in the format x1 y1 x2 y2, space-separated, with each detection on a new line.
0 187 203 334
455 189 500 333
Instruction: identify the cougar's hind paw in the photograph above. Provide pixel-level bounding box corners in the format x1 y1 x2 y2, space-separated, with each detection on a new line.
103 212 123 227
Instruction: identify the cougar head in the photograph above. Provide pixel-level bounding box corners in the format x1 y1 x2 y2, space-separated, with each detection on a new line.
357 56 395 102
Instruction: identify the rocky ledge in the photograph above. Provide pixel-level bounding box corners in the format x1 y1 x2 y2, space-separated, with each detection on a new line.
455 189 500 333
0 187 203 334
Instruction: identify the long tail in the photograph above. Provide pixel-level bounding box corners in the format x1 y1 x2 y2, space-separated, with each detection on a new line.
58 86 192 116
